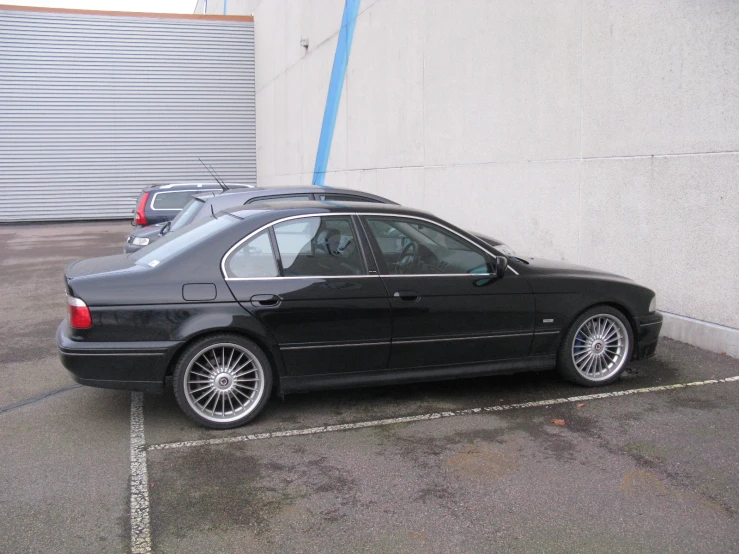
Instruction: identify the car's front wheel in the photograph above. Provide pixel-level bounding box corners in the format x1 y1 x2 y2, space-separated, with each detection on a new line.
173 334 272 429
557 306 633 386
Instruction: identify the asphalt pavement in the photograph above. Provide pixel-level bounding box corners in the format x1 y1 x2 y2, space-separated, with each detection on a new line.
1 221 737 553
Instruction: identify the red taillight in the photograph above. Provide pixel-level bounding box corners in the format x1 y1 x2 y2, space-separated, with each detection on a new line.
134 192 150 225
68 296 92 329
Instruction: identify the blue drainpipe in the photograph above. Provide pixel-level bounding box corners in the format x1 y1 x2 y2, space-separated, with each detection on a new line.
312 0 360 186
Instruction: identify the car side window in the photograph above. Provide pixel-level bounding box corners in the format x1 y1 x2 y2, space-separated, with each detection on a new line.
365 217 491 275
273 216 365 277
318 194 381 203
247 194 312 205
224 230 279 278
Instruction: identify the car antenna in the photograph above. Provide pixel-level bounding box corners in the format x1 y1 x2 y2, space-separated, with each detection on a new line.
207 162 230 191
198 158 229 191
210 203 218 219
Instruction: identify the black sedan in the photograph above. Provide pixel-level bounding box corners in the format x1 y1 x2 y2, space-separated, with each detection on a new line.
58 202 662 429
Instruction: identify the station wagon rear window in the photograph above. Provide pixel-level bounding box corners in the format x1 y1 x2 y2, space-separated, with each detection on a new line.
151 190 206 210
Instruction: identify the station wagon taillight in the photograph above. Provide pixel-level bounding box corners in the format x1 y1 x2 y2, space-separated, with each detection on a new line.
68 296 92 329
134 192 150 225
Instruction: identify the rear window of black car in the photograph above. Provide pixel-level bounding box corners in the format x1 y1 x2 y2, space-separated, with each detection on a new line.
132 214 239 267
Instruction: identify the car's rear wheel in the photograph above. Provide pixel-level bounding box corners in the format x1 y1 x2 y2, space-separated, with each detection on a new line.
557 306 633 386
173 334 272 429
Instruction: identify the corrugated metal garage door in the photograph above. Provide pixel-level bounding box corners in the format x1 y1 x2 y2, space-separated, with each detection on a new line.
0 6 255 222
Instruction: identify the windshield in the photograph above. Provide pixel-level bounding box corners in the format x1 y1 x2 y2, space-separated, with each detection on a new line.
169 197 206 232
132 213 240 267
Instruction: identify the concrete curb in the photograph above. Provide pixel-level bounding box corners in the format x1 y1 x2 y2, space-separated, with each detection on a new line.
660 311 738 359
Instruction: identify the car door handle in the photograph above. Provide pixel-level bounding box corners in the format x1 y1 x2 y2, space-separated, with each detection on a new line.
393 290 420 302
250 294 281 307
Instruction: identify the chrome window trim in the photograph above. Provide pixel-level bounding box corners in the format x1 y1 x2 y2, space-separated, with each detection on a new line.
361 212 520 276
221 212 520 280
378 273 507 278
226 275 379 281
222 213 370 280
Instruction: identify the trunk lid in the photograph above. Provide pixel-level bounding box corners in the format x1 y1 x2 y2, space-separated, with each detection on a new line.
65 254 137 279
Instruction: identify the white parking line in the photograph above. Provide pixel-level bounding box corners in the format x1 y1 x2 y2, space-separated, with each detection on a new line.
147 375 739 452
130 392 152 554
130 375 739 552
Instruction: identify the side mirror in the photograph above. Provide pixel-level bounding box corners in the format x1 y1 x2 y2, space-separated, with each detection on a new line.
160 221 171 236
495 255 508 279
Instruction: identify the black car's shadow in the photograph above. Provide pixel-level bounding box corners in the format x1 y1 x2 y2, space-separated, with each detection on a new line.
144 369 574 442
141 348 680 443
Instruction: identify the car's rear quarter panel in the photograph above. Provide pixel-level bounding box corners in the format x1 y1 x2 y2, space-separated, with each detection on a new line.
62 214 292 388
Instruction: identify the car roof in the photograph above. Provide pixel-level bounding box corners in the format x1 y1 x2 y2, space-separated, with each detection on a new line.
219 201 508 251
222 200 431 219
189 185 396 205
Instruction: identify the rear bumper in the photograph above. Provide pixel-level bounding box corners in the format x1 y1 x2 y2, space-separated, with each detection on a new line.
57 322 181 394
633 312 663 360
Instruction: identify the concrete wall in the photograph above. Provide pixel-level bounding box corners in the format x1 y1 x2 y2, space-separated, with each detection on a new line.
226 0 739 355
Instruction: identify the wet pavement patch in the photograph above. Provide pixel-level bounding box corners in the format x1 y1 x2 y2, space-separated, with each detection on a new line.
147 381 739 553
2 221 738 553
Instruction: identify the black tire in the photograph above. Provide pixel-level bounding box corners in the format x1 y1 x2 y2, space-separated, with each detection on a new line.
557 305 634 387
172 334 273 429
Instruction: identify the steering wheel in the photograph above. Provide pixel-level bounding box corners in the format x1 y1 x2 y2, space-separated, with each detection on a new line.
395 241 418 274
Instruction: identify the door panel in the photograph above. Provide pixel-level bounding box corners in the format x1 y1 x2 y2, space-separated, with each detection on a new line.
224 214 391 376
382 274 534 368
227 277 391 376
360 215 535 369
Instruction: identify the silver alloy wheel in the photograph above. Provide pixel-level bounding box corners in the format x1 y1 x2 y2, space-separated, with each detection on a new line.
183 343 266 423
571 314 629 382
